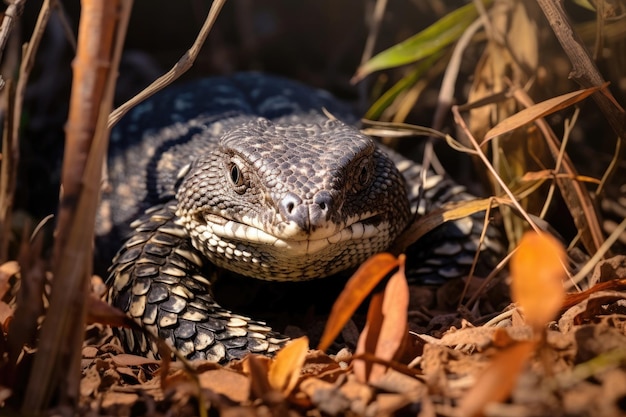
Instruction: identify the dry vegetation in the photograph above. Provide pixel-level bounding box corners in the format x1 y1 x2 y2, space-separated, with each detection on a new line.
1 0 626 416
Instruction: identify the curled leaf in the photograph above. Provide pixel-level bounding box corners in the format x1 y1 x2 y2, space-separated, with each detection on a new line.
354 256 409 383
318 253 399 352
268 336 309 395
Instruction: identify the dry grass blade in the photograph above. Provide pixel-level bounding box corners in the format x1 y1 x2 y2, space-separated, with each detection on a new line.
317 253 398 352
453 105 543 235
353 292 383 384
392 196 507 254
570 217 626 288
268 336 309 395
511 87 604 255
482 85 604 144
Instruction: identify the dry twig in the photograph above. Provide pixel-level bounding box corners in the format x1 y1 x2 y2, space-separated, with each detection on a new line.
107 0 227 129
22 0 131 411
0 0 26 87
535 0 625 140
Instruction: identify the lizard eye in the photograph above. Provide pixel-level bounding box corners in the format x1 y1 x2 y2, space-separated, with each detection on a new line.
228 161 247 194
358 165 369 185
354 156 373 190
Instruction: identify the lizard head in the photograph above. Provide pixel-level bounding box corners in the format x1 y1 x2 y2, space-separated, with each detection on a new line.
176 117 411 281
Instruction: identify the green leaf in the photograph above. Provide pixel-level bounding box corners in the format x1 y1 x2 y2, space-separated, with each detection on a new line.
364 51 443 120
354 0 491 81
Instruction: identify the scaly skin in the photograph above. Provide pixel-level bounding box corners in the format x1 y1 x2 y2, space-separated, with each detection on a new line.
99 73 503 361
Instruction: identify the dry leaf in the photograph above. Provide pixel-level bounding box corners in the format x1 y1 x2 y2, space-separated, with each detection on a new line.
510 231 566 331
101 392 141 409
354 256 409 383
246 354 274 400
268 336 309 395
354 292 384 384
109 353 160 367
562 278 626 311
458 341 536 417
299 377 335 398
318 253 398 351
483 85 603 143
198 368 251 403
87 293 136 328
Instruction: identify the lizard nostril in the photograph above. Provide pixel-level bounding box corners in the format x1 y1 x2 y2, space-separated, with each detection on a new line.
280 192 302 217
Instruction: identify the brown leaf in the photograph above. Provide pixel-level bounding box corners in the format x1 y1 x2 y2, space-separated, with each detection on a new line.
561 291 626 332
246 354 274 400
483 85 604 143
80 365 102 397
86 294 136 328
299 377 335 398
268 336 309 395
198 368 251 403
510 232 566 331
318 253 399 351
86 294 176 372
458 341 536 417
109 353 160 367
101 392 140 409
354 256 409 383
81 346 99 359
353 292 384 384
562 278 626 311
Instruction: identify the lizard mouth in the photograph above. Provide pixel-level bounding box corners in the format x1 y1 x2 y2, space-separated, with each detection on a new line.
193 212 386 256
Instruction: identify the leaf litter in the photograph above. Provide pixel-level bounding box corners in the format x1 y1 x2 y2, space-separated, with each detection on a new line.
2 235 625 416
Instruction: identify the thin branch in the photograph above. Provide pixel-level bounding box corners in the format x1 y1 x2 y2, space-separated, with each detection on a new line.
0 0 27 87
511 87 604 255
0 0 52 261
107 0 227 129
51 0 78 51
535 0 625 141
